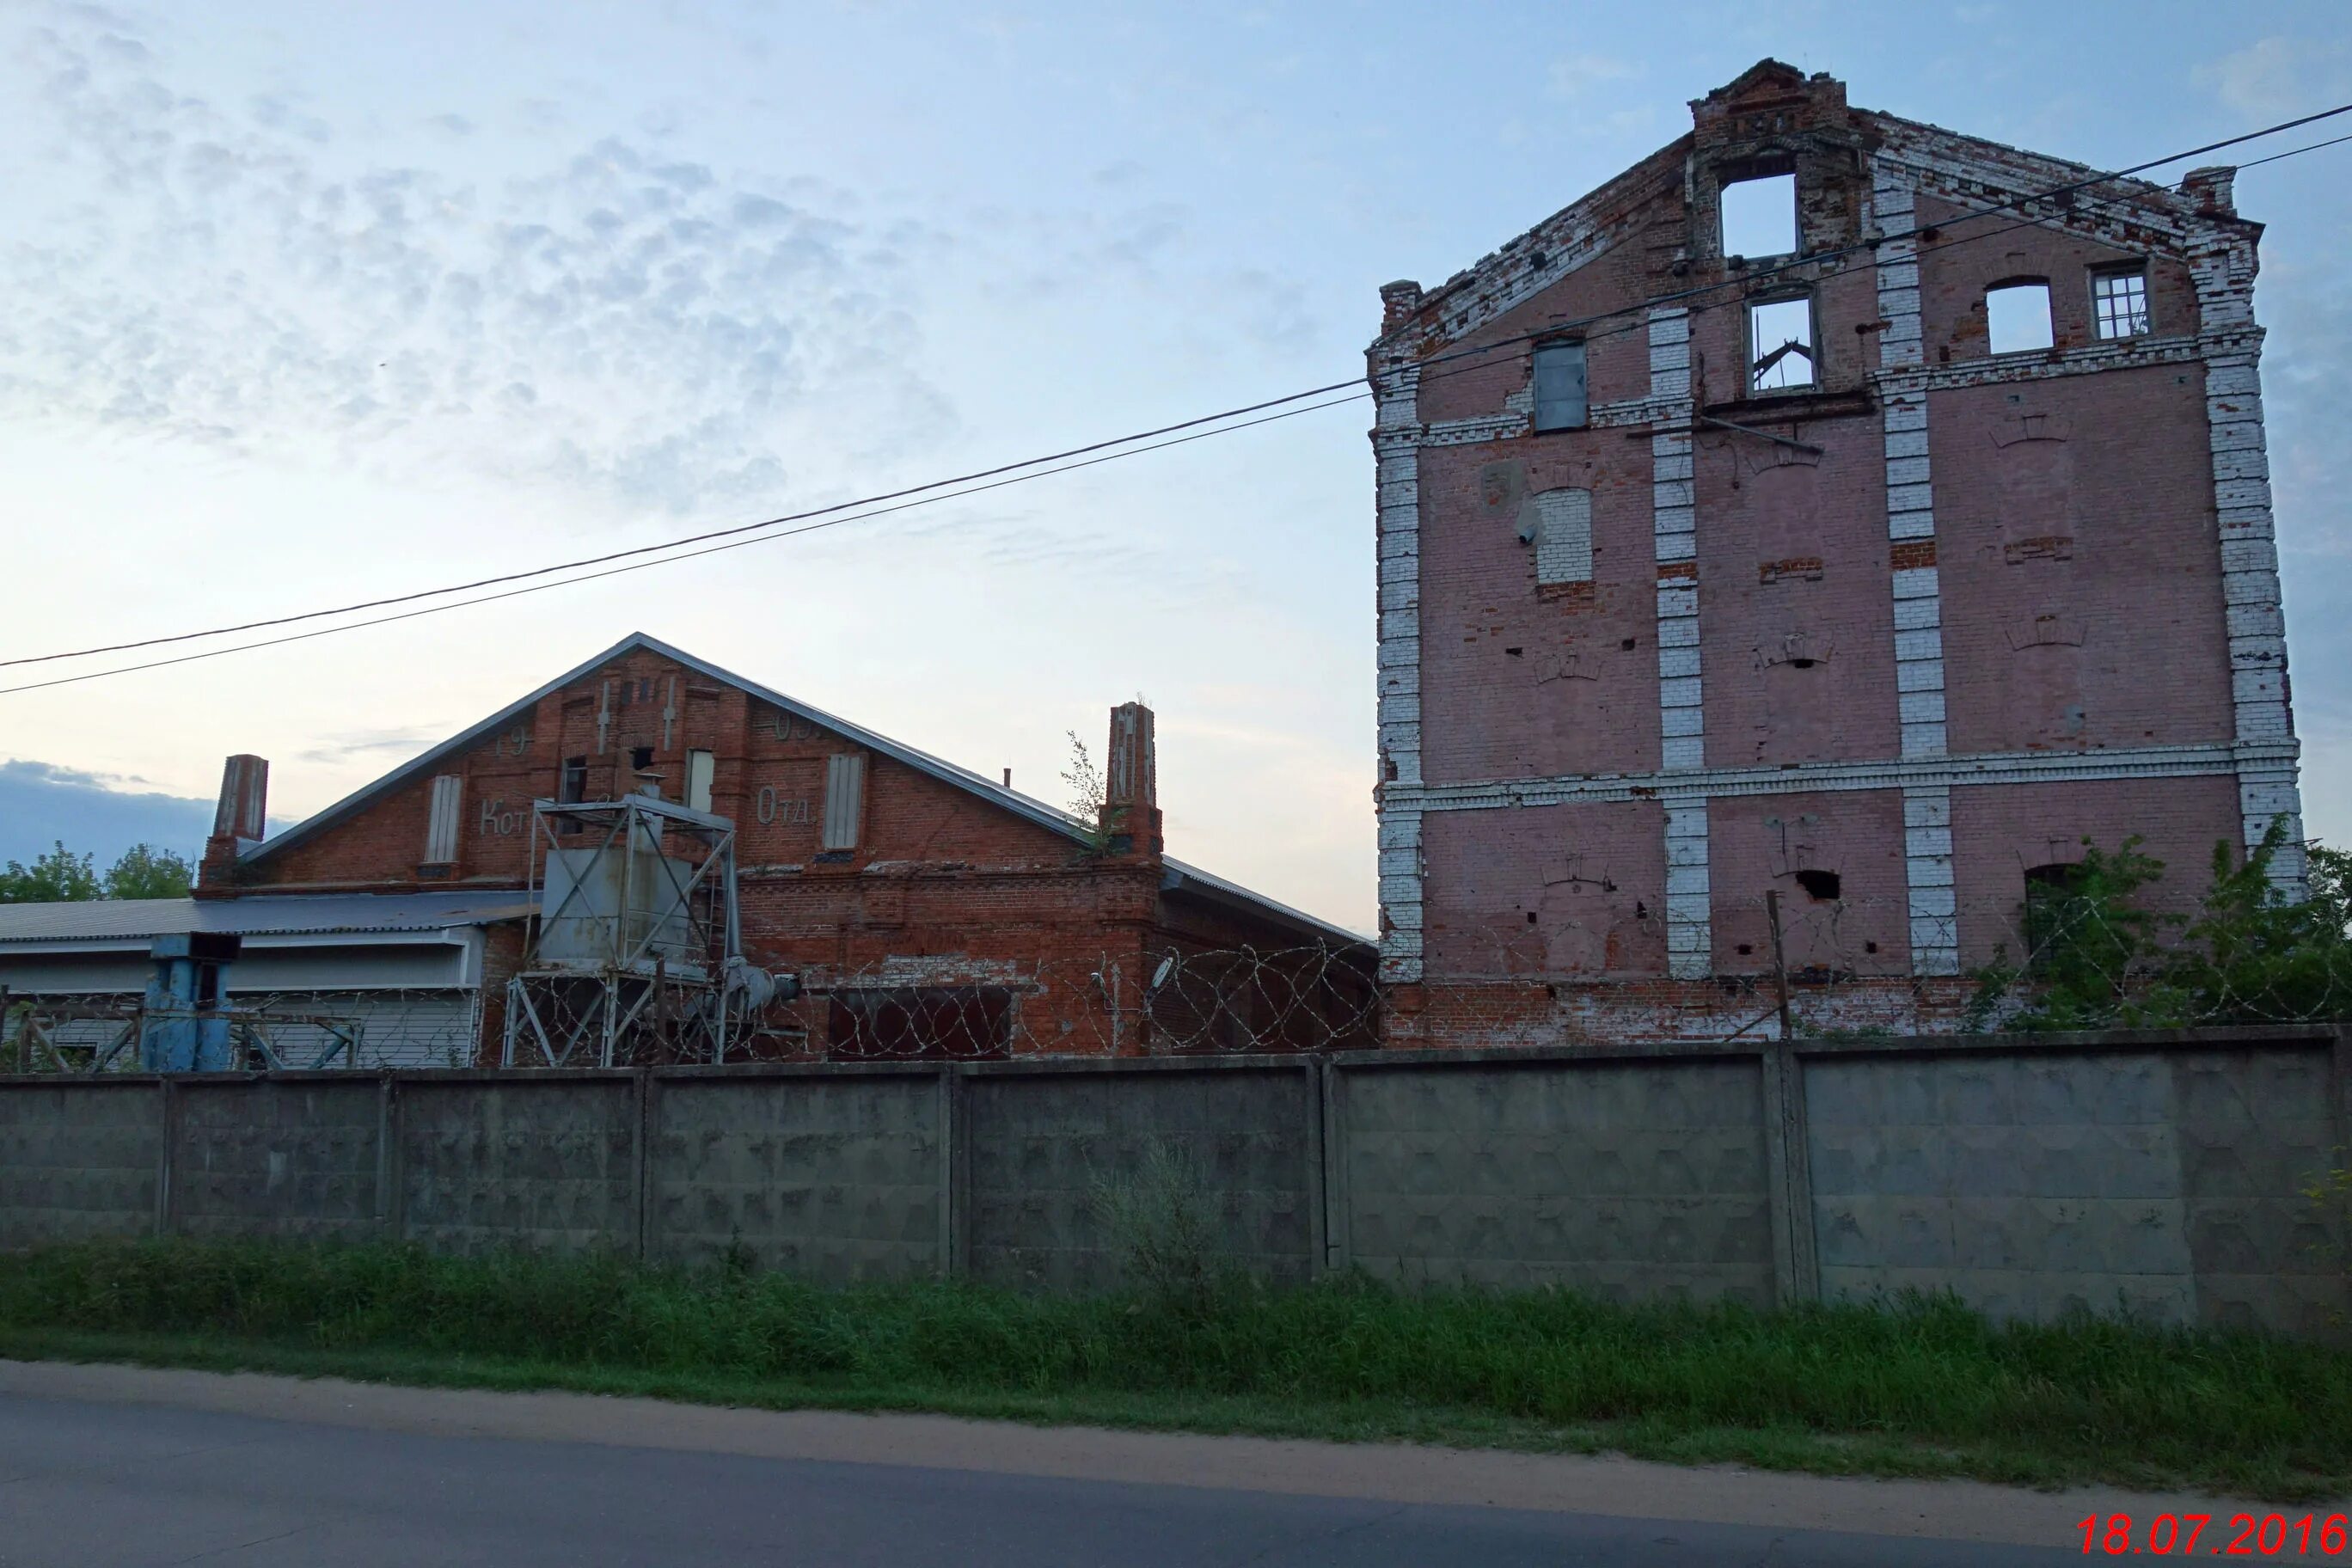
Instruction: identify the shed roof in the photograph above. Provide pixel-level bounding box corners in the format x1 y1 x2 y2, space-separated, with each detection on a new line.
0 891 532 947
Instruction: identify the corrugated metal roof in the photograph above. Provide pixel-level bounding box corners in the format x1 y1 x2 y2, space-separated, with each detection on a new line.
0 892 534 946
243 632 1373 949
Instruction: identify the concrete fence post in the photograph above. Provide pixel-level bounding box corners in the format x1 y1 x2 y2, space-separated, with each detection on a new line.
1303 1057 1328 1280
383 1072 407 1244
946 1066 971 1279
373 1073 395 1240
154 1076 178 1240
634 1069 655 1263
1320 1059 1351 1275
1760 1044 1820 1305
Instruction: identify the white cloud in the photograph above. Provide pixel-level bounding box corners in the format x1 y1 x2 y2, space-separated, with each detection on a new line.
1546 52 1641 100
2197 36 2352 123
0 9 959 517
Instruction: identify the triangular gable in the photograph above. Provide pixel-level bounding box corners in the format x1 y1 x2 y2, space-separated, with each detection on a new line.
242 632 1373 948
242 630 1099 865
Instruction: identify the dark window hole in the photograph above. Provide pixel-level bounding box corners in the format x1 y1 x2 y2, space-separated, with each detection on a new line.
1794 868 1841 902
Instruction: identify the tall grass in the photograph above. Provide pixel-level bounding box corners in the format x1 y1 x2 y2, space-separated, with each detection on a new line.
3 1239 2348 1496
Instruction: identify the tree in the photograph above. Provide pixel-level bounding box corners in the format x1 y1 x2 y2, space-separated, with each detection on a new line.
1967 824 2352 1031
0 842 193 903
1060 732 1111 854
104 844 195 900
0 843 101 903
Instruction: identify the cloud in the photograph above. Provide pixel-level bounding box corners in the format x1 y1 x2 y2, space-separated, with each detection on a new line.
1546 52 1641 100
0 757 217 866
2197 37 2352 123
0 9 958 516
295 726 447 765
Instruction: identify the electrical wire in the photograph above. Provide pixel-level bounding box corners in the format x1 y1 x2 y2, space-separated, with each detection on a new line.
5 101 2348 690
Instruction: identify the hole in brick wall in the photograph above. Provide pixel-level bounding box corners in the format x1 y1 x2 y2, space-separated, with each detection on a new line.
1988 279 2054 353
1721 171 1798 258
1736 942 1754 955
1865 940 1879 953
1620 638 1637 651
1526 910 1539 924
1794 868 1842 902
1505 646 1523 657
1749 296 1816 392
630 745 655 770
1787 656 1817 669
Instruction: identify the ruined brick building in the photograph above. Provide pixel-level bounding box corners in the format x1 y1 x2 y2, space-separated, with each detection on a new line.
149 632 1368 1063
1369 62 2302 1044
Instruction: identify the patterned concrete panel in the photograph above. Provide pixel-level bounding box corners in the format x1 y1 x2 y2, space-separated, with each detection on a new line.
398 1080 637 1255
967 1069 1313 1292
1807 1052 2200 1325
2167 1047 2343 1336
1338 1061 1774 1304
0 1082 162 1247
173 1080 382 1242
651 1075 943 1282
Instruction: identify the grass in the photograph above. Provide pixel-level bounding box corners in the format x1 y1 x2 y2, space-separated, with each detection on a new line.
2 1239 2348 1502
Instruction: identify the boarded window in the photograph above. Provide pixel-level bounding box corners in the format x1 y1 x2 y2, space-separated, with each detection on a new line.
1531 340 1588 432
1530 487 1594 586
1721 171 1798 259
1988 280 2055 353
1749 297 1816 392
2092 266 2149 340
423 775 462 864
828 986 1012 1060
821 753 866 851
685 749 715 814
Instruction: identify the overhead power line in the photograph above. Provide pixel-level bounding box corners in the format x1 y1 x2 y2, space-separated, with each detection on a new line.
4 101 2348 695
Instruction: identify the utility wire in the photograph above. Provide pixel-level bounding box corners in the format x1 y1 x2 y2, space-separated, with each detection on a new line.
0 393 1372 696
5 101 2347 689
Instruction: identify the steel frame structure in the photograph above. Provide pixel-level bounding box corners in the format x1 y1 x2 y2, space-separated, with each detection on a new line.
499 794 747 1068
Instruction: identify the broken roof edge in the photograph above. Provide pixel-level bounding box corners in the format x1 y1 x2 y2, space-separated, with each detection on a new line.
1373 79 2251 362
1365 133 1692 357
237 631 1368 950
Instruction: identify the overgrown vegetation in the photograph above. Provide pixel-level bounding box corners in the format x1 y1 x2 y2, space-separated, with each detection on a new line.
1965 825 2352 1032
0 841 194 903
1058 731 1112 854
3 1239 2350 1498
1088 1143 1225 1313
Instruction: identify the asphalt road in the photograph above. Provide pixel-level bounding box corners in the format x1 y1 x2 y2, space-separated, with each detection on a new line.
0 1386 2108 1568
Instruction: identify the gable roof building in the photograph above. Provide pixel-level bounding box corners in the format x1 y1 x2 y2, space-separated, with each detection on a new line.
5 634 1369 1067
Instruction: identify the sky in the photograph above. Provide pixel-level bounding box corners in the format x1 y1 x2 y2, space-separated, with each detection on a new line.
3 1 2349 930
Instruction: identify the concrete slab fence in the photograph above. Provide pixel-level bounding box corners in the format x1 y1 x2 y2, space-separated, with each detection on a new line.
2 1024 2346 1336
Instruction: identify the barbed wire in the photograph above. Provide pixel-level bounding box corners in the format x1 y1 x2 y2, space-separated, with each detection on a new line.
8 881 2345 1074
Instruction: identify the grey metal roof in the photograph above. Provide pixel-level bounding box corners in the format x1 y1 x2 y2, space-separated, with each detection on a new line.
242 632 1371 949
0 891 534 946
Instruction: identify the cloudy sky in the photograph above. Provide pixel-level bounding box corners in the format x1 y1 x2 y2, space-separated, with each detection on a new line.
3 0 2349 928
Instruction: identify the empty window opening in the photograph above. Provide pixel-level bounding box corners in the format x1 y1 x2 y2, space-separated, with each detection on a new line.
558 756 589 805
1987 280 2055 354
2092 266 2150 340
1794 868 1841 902
1526 910 1538 924
1720 171 1798 260
2022 861 2089 962
629 745 655 772
1530 487 1594 586
1749 297 1816 392
1531 340 1588 432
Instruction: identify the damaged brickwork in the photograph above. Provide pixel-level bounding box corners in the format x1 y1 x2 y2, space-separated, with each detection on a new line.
1369 61 2304 1047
